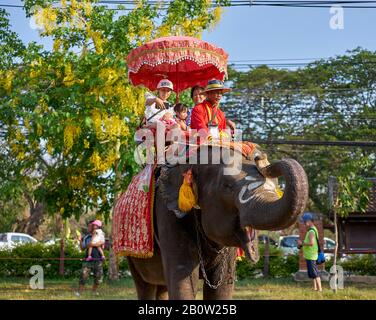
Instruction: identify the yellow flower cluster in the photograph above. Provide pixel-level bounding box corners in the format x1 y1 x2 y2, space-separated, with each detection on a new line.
88 186 100 199
91 109 130 140
0 70 14 94
53 39 62 52
83 0 92 16
104 115 130 139
83 139 90 149
114 84 145 116
68 174 85 189
47 141 54 155
10 142 25 161
29 59 43 79
99 68 119 86
37 123 43 136
64 124 82 153
156 1 224 38
87 24 105 55
14 129 25 142
157 24 170 38
23 117 31 130
17 152 26 161
137 18 154 43
89 150 117 172
91 109 103 136
63 64 74 86
211 7 223 29
34 6 58 34
38 97 49 113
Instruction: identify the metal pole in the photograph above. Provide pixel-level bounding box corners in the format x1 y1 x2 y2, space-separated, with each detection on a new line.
175 63 179 103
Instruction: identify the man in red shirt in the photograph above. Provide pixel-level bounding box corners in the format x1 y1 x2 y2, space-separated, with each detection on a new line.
190 79 232 139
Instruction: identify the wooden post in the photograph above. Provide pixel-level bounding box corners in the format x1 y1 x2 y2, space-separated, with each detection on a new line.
108 138 121 281
263 236 270 278
329 176 338 292
332 207 339 293
59 238 65 276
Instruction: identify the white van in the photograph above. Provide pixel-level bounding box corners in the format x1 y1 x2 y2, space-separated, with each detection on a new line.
0 232 38 250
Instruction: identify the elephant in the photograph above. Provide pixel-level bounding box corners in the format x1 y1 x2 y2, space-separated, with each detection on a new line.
127 144 308 300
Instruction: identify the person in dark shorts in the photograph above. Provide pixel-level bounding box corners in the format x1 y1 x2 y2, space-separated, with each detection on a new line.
297 213 322 292
75 220 105 296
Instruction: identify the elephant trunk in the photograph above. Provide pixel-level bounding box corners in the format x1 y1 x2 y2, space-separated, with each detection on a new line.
239 158 308 231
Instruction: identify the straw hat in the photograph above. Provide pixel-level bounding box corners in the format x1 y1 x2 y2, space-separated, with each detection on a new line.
203 79 231 93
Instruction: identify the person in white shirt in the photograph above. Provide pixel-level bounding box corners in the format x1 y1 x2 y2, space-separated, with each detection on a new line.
144 79 176 126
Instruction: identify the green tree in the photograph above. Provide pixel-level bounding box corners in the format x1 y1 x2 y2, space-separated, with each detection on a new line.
225 48 376 215
0 0 229 224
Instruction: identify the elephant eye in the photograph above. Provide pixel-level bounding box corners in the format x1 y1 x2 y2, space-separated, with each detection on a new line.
223 182 233 190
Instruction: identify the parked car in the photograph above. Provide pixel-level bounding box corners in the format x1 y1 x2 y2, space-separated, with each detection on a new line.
278 235 300 255
0 232 38 250
258 234 278 246
278 235 337 260
43 238 81 249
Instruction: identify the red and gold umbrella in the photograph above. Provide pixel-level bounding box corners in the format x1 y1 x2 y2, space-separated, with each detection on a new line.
126 36 228 94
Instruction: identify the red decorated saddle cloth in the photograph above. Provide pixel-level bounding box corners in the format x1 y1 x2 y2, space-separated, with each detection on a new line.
112 164 155 258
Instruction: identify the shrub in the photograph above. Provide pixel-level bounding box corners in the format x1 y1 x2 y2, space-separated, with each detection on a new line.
323 254 376 276
236 244 299 279
0 242 130 279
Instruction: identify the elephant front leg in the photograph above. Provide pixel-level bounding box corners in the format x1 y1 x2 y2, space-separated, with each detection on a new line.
202 248 237 300
156 195 200 299
159 232 200 299
167 264 200 300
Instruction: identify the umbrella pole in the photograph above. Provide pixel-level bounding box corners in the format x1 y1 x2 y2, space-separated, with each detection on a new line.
175 64 179 104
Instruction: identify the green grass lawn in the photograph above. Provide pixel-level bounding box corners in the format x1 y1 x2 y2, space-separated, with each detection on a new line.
1 277 376 300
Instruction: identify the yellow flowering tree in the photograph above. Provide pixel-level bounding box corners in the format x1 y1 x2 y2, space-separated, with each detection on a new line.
0 0 228 224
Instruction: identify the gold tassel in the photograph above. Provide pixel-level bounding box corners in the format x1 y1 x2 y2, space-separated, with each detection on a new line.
178 169 197 212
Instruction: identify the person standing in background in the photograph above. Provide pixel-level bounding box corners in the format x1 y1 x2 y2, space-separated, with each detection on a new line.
297 213 323 292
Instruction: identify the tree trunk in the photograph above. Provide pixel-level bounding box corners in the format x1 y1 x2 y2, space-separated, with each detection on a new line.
27 202 45 235
108 138 121 281
14 194 45 238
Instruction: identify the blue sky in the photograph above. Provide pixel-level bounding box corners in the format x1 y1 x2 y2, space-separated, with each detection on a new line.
3 1 376 63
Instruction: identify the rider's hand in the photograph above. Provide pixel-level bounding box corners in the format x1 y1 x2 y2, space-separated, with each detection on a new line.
227 120 236 131
155 97 166 110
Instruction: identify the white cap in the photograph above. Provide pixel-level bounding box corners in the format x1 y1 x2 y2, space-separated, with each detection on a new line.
157 79 173 91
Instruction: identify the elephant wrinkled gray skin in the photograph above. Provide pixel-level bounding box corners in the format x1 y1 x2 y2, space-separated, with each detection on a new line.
127 145 308 300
